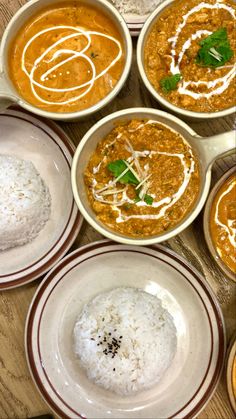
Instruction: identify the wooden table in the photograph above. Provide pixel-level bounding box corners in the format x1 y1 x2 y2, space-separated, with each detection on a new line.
0 1 236 417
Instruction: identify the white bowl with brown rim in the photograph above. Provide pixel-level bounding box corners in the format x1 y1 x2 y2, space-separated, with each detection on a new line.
25 240 226 419
0 0 132 121
203 166 236 282
226 331 236 414
71 107 235 245
136 0 236 120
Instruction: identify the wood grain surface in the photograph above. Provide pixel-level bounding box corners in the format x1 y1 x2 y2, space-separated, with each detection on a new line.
0 0 236 418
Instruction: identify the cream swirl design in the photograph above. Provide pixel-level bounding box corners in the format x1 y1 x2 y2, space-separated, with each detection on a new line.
91 121 196 223
215 180 236 248
168 1 236 100
21 26 122 105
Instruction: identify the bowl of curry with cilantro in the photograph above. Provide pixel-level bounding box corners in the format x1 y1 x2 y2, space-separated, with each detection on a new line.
71 107 235 245
137 0 236 119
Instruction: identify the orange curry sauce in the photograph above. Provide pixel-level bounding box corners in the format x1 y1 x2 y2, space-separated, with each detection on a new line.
8 2 124 113
210 173 236 273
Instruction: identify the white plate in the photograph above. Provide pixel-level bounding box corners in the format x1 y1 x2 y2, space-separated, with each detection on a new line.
25 241 225 419
0 108 82 289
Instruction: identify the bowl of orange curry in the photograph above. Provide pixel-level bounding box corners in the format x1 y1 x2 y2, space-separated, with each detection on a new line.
204 167 236 281
0 0 132 120
71 107 235 245
137 0 236 120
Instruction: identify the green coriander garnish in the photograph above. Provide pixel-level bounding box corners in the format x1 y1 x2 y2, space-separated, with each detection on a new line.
196 28 233 68
134 190 153 206
107 160 139 185
144 194 154 205
107 160 153 206
160 74 182 93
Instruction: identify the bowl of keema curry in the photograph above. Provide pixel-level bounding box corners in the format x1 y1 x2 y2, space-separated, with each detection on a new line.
0 0 132 120
204 167 236 281
137 0 236 120
71 107 235 245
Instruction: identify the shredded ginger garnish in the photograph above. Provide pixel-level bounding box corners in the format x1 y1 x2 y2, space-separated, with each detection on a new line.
90 121 196 222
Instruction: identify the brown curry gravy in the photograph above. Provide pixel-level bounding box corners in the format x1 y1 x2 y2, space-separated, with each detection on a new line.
210 172 236 274
84 120 200 237
144 0 236 113
8 2 124 113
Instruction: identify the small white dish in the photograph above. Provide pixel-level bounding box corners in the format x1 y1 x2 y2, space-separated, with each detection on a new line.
125 14 151 37
0 107 82 289
25 240 225 419
226 332 236 414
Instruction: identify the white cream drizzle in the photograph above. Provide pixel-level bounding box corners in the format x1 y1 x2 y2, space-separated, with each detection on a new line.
167 1 236 100
21 26 122 105
91 121 196 223
114 150 195 222
215 180 236 248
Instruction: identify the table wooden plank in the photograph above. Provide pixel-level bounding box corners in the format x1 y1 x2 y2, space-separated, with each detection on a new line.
0 0 235 418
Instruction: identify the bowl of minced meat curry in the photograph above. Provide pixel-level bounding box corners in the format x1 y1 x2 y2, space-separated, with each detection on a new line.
137 0 236 120
204 167 236 282
71 108 235 245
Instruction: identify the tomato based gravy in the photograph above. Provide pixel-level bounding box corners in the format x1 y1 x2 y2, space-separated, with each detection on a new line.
144 0 236 113
210 172 236 274
8 2 125 113
84 120 200 237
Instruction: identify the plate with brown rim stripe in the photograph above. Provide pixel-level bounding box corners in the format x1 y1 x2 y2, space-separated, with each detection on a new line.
25 240 225 418
0 108 83 289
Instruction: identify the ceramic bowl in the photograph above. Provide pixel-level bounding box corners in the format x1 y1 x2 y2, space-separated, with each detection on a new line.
203 166 236 282
71 107 235 245
136 0 236 121
0 0 132 121
0 107 83 290
226 332 236 414
25 241 226 419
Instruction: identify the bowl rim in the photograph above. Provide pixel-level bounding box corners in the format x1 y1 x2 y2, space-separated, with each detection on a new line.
226 331 236 414
71 106 212 245
203 166 236 282
0 0 133 121
136 0 236 120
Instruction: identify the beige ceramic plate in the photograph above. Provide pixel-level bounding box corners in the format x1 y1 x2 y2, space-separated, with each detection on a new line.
0 108 82 289
226 332 236 414
203 167 236 282
25 241 225 419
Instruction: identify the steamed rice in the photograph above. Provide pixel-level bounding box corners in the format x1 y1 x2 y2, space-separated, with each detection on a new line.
74 287 177 395
0 155 51 251
109 0 165 17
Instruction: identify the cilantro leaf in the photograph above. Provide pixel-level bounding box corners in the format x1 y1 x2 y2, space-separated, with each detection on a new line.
160 74 182 93
196 28 233 68
134 190 153 206
107 160 139 185
144 194 154 205
108 161 154 206
199 28 227 47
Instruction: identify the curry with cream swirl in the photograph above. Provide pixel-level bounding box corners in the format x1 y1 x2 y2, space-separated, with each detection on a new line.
84 120 200 237
144 0 236 113
8 2 125 113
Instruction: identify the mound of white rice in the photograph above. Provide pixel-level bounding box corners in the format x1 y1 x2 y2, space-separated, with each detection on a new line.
110 0 165 17
0 155 51 251
74 287 177 395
